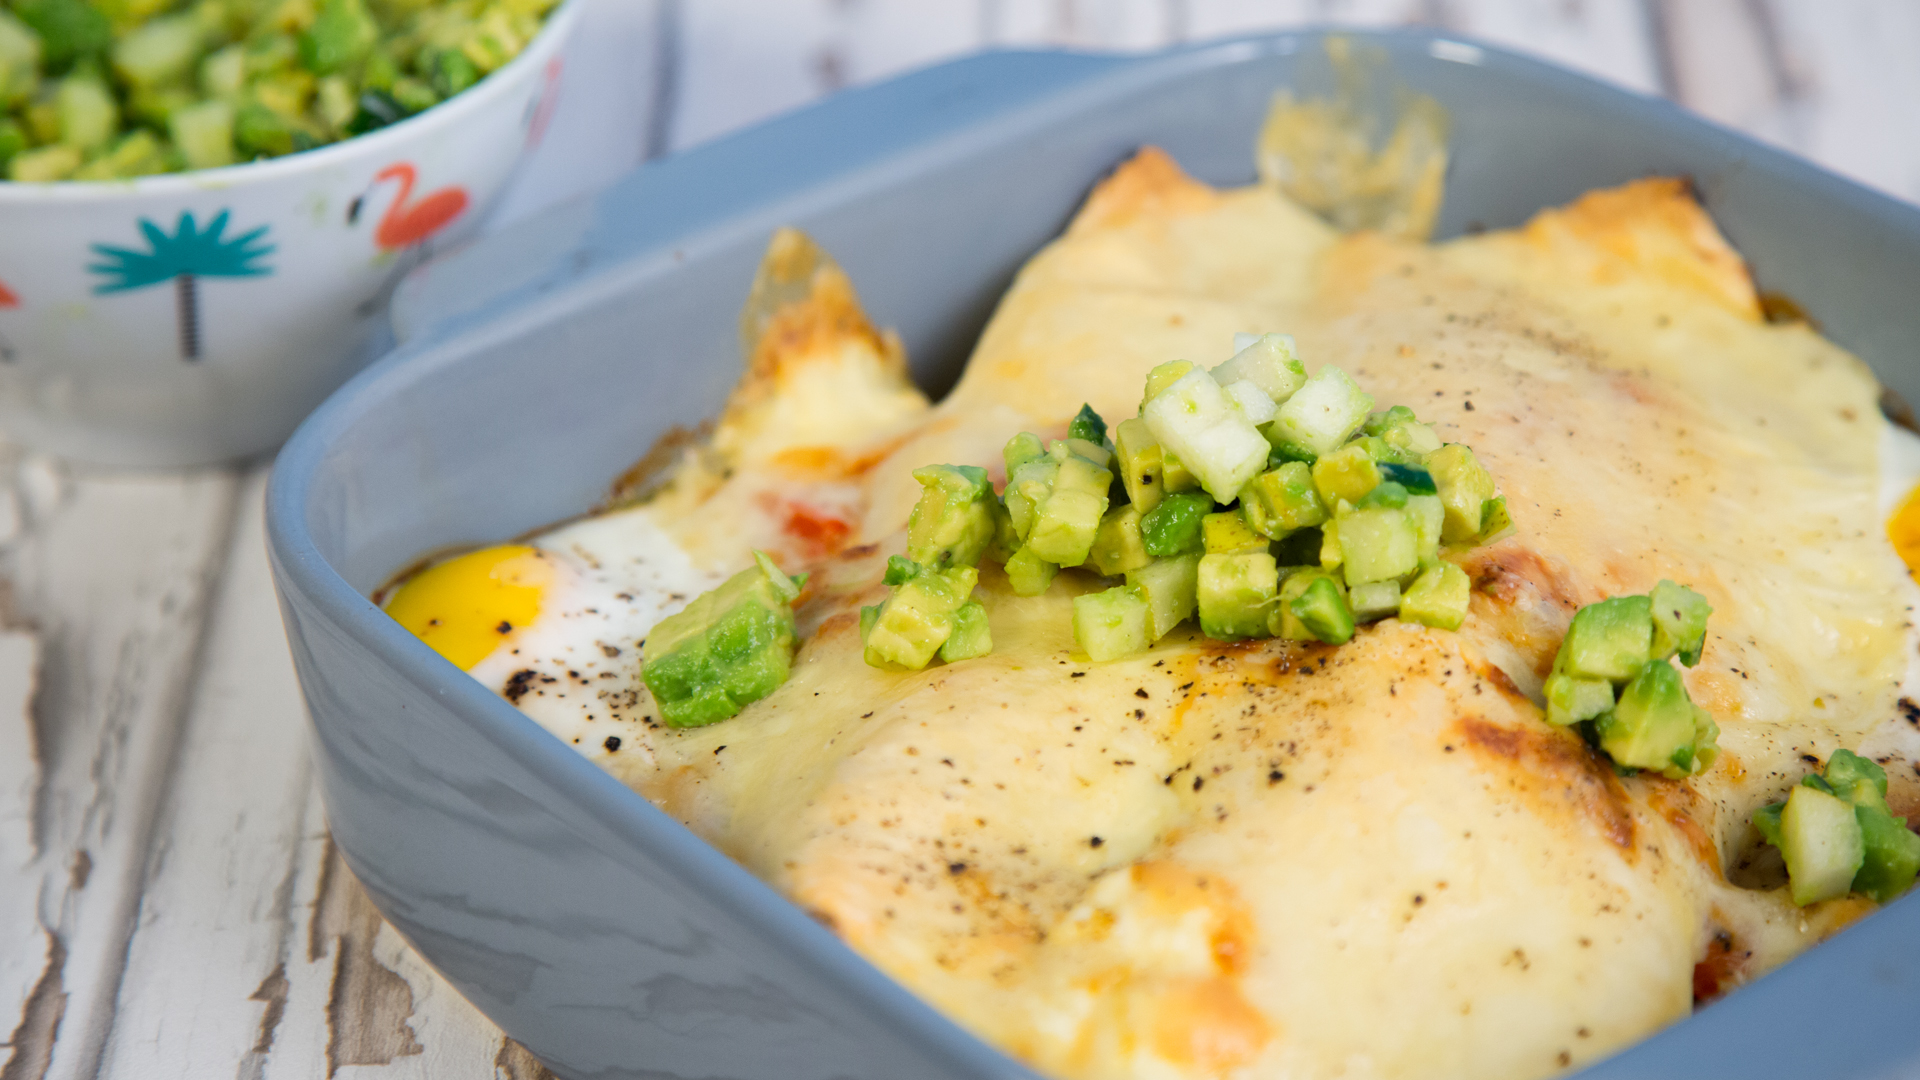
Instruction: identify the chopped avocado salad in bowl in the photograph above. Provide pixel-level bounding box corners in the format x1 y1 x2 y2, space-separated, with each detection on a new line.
0 0 575 466
0 0 561 181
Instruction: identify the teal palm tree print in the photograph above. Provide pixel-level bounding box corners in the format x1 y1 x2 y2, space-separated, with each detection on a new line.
90 211 275 361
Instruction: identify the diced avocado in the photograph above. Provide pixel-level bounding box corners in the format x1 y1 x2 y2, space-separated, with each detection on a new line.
1114 418 1165 515
71 127 165 179
986 498 1019 564
1213 333 1307 403
1090 505 1152 577
1074 585 1152 662
642 551 805 727
1378 462 1436 494
0 13 40 110
301 0 378 75
1594 661 1698 773
0 120 26 170
1348 579 1400 623
1203 510 1266 554
1067 403 1109 445
1267 366 1375 458
1336 506 1420 587
1288 574 1354 645
1004 431 1046 474
1198 551 1278 641
169 98 234 169
111 13 200 88
1826 749 1889 804
1554 595 1653 685
1272 567 1333 640
1140 491 1212 559
1687 705 1720 775
1143 368 1272 503
862 562 980 670
1142 359 1195 409
1027 449 1111 567
939 600 993 663
57 73 116 151
1002 452 1058 541
1127 554 1200 642
1399 562 1470 631
1384 419 1442 458
1852 801 1920 903
1363 405 1418 438
1239 461 1327 539
1779 783 1866 906
1319 516 1342 572
1649 579 1712 666
1312 443 1380 507
1065 437 1112 468
1160 450 1199 494
1004 545 1058 597
1405 494 1444 563
907 464 997 569
1426 444 1498 544
1543 672 1615 727
1475 496 1514 545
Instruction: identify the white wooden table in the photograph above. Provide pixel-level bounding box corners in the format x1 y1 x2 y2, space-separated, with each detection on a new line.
3 2 1916 1077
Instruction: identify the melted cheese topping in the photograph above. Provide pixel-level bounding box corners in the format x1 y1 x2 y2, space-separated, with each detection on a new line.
397 156 1920 1080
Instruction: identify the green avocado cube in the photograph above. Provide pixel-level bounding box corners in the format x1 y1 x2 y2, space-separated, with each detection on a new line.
1425 444 1497 544
1554 595 1653 684
1004 431 1047 474
1649 579 1712 666
1288 574 1354 645
1399 562 1470 631
1239 461 1327 539
1127 554 1200 642
1827 749 1889 804
1543 672 1615 727
1027 451 1111 567
907 464 997 569
1091 504 1153 577
939 600 993 663
1311 443 1381 507
862 563 979 670
1337 506 1420 587
1851 801 1920 903
1203 510 1267 554
1594 660 1698 773
642 551 804 727
1140 491 1212 559
1198 551 1278 641
1475 496 1514 545
1356 481 1409 510
1347 579 1401 623
1405 494 1444 563
1114 417 1166 515
1002 453 1059 542
1161 450 1200 494
1004 545 1058 597
1142 359 1196 409
1073 585 1152 661
1780 783 1866 906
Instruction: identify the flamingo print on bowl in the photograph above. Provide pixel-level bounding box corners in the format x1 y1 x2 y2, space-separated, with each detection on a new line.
364 163 470 251
0 280 16 308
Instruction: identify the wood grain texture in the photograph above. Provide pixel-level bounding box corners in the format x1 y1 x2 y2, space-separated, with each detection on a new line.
6 3 1913 1080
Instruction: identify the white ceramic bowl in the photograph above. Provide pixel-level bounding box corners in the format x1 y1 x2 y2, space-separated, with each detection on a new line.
0 0 577 467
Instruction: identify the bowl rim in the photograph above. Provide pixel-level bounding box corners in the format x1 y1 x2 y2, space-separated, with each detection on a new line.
0 0 578 203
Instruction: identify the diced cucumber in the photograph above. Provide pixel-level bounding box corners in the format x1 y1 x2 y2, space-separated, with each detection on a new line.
1198 551 1278 641
1336 506 1419 586
862 564 979 671
1385 419 1442 458
1090 505 1152 577
1399 562 1470 631
1114 417 1165 514
1363 405 1417 437
1127 554 1200 642
1222 379 1278 426
642 551 805 727
1649 579 1712 666
57 74 118 151
1140 491 1212 559
1378 462 1436 494
1289 574 1354 644
939 600 993 663
1779 784 1866 906
1067 402 1108 445
112 13 202 88
1311 443 1381 507
1240 461 1327 539
1073 585 1152 662
1553 595 1652 684
1004 545 1057 597
169 98 234 169
1593 661 1697 772
1203 510 1266 554
1348 579 1401 623
1405 494 1444 562
1425 444 1497 544
1267 366 1375 458
1213 333 1307 403
1142 359 1195 409
1143 367 1272 503
907 464 997 570
1542 672 1614 727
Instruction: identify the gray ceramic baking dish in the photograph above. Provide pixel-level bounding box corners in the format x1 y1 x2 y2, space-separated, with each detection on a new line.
266 27 1920 1080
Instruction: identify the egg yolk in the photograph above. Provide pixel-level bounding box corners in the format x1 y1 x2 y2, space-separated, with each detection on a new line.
1889 483 1920 579
385 545 553 670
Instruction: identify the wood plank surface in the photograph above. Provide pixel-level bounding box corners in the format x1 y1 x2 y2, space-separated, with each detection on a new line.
3 2 1917 1079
